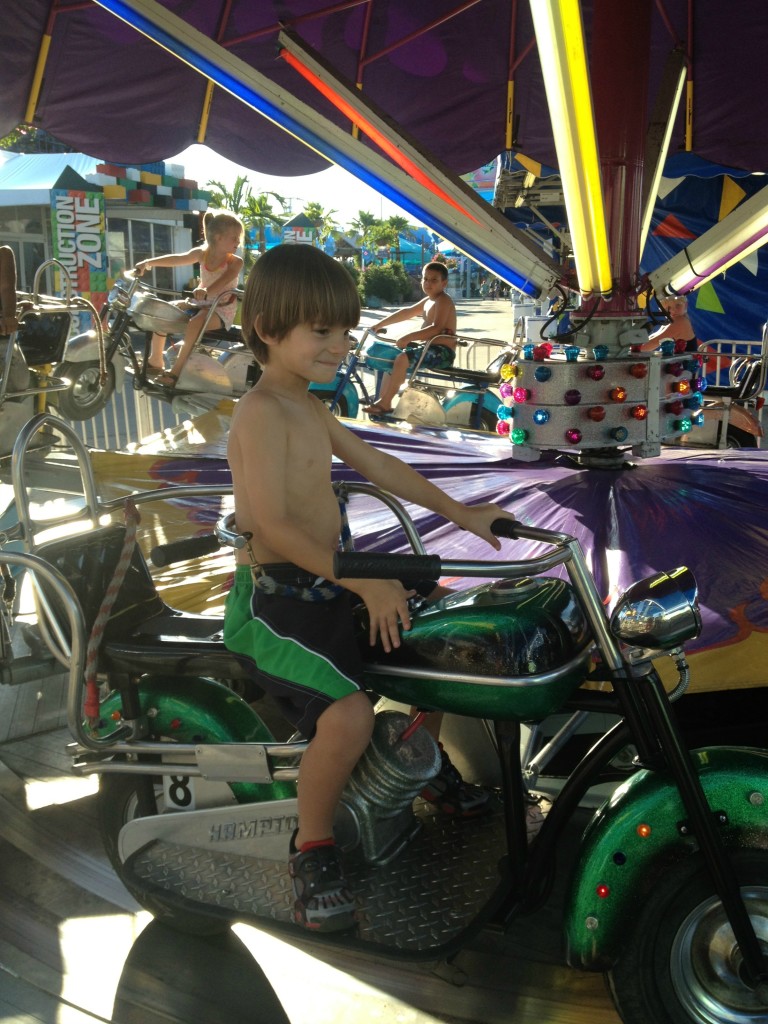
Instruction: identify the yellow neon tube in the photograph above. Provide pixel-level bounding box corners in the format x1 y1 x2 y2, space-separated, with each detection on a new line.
24 32 52 124
530 0 612 296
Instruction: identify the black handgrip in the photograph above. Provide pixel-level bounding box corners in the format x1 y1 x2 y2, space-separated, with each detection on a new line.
150 533 220 567
491 517 519 539
333 551 442 581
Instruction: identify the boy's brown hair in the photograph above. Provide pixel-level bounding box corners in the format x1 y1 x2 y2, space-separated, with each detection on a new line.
241 244 360 364
424 261 448 280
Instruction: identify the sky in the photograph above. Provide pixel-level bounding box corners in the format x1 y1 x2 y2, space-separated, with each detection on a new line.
169 143 416 231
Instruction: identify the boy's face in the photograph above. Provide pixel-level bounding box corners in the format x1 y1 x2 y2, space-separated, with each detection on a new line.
421 268 447 298
259 320 352 383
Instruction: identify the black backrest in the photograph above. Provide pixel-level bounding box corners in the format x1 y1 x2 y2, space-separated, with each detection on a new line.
16 312 73 365
36 525 165 640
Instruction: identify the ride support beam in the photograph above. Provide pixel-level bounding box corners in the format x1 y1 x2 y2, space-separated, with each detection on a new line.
590 0 653 311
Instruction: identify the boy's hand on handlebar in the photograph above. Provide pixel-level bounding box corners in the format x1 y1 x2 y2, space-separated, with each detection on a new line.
343 578 415 652
456 503 516 551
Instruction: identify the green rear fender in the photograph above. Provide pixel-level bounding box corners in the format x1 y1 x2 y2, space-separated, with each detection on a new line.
92 675 296 804
564 746 768 970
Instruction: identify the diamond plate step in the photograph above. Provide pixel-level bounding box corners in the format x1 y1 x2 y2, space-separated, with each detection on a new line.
127 800 512 953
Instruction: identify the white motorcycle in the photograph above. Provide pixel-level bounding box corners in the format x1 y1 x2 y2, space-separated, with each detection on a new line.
54 270 260 420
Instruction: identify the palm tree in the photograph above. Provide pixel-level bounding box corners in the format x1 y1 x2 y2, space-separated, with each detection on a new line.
243 192 288 258
349 210 377 241
303 202 339 246
205 174 252 215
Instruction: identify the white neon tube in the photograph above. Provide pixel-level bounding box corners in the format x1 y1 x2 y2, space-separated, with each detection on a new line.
649 183 768 296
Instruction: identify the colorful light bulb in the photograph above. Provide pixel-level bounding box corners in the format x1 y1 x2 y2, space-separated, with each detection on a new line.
523 344 535 360
610 386 628 403
532 345 549 360
499 381 514 399
611 426 629 442
593 345 609 360
684 393 704 410
675 418 693 433
513 386 530 403
667 399 684 415
533 408 551 425
565 345 581 362
630 405 648 420
500 363 515 382
496 404 512 421
511 427 528 444
588 406 606 422
565 428 582 444
496 419 511 436
672 380 692 395
565 389 582 406
629 362 648 379
586 365 605 381
666 361 684 377
534 365 552 382
660 340 675 357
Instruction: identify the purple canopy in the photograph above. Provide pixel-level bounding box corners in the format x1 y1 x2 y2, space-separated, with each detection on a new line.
2 2 767 178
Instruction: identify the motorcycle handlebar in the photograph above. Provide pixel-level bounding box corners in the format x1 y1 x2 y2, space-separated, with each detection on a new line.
150 533 221 567
332 519 561 580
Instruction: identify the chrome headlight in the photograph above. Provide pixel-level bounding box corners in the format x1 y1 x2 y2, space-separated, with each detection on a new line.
610 567 701 650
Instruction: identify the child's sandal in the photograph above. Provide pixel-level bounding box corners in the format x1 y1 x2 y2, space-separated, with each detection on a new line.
155 370 178 389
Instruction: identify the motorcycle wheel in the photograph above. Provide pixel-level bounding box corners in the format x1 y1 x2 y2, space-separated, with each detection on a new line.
607 849 768 1024
725 426 759 449
98 771 232 936
54 359 116 420
312 388 349 417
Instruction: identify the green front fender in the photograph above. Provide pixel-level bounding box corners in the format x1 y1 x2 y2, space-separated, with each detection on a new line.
92 675 296 804
564 746 768 970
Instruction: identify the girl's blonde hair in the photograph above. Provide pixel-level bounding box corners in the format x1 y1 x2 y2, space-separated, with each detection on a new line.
202 209 244 245
241 244 360 364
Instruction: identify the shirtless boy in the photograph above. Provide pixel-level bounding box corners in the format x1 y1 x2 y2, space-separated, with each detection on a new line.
224 244 515 931
364 261 457 416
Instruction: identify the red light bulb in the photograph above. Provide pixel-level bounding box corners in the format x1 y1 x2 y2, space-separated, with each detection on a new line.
610 386 628 403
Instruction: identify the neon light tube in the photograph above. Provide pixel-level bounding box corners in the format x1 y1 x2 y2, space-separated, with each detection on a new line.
91 0 561 297
278 45 479 222
649 183 768 296
640 56 687 256
529 0 612 296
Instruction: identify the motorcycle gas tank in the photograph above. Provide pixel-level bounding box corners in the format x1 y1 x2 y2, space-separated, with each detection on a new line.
169 343 261 396
130 294 190 334
362 577 593 721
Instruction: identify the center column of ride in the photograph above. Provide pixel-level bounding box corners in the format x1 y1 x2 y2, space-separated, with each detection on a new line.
498 0 706 464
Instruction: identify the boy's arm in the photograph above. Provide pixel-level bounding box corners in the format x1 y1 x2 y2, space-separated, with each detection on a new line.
134 247 204 274
375 298 427 331
326 406 514 548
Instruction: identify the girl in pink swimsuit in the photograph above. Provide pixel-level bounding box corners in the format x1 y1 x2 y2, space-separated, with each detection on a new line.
135 210 244 389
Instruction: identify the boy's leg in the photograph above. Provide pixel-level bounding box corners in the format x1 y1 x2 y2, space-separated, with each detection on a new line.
366 351 409 413
148 332 166 368
416 709 491 817
158 309 217 385
295 690 374 846
291 690 374 931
